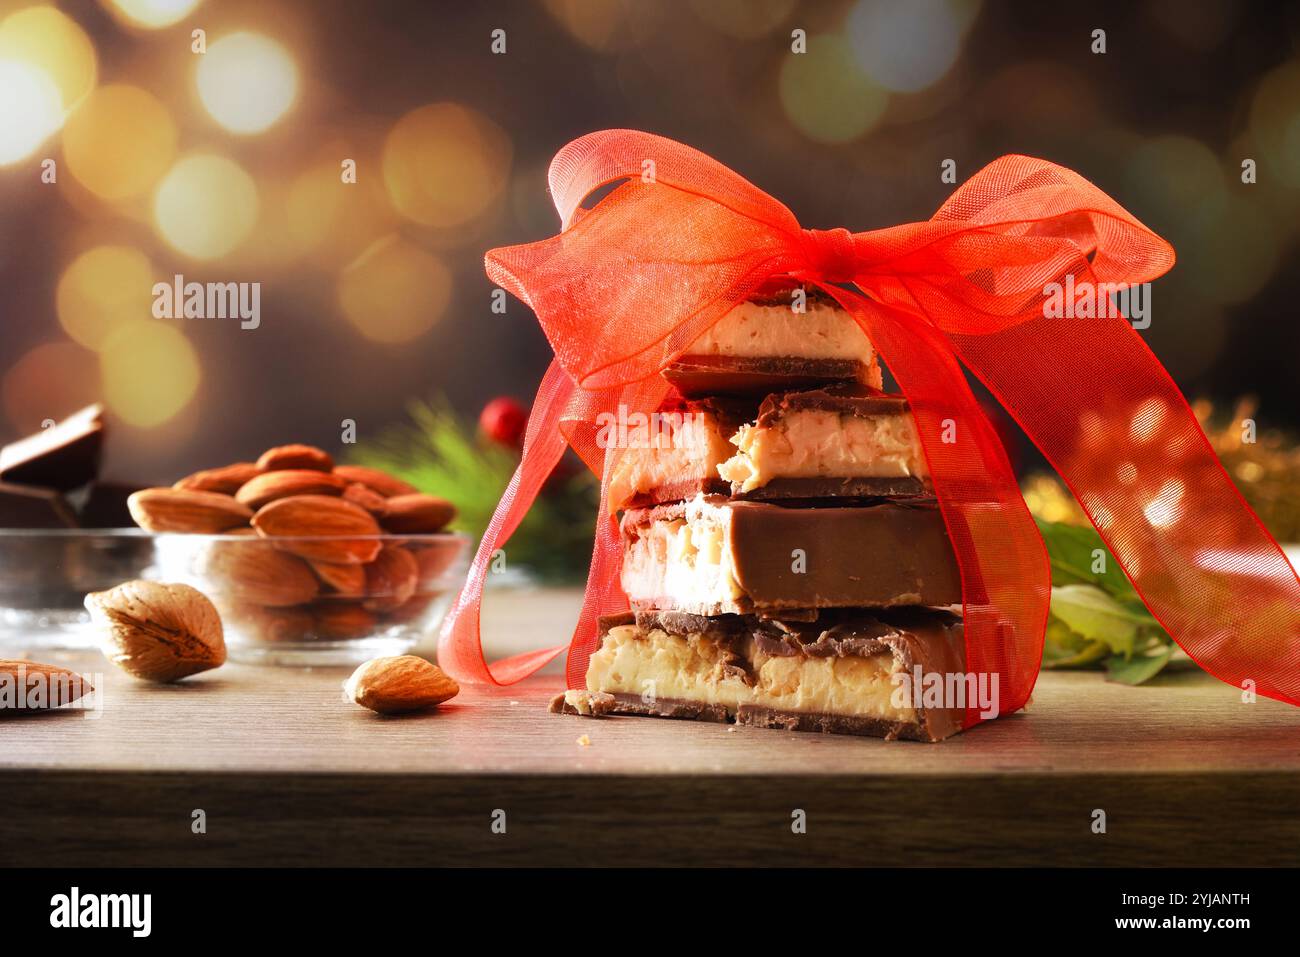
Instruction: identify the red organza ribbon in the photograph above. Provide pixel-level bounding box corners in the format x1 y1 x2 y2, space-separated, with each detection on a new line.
440 129 1300 722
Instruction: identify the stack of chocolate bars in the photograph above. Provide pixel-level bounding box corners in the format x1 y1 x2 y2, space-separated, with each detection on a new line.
555 285 970 741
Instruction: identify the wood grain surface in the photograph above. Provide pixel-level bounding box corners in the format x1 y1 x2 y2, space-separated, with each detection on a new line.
3 633 1299 866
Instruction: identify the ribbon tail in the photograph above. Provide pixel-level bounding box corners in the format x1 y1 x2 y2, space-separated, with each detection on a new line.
438 360 573 685
946 311 1300 705
829 287 1051 726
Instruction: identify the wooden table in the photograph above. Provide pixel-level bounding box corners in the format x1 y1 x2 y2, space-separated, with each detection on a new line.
4 628 1299 867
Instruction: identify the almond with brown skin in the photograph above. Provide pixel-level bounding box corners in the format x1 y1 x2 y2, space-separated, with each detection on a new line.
362 545 419 613
258 443 334 472
333 465 418 498
309 560 367 597
341 482 389 517
235 469 347 509
223 602 313 643
0 660 93 714
344 655 459 714
201 537 319 607
380 494 457 534
252 495 383 564
128 488 254 533
174 462 261 495
410 540 462 586
85 580 226 682
311 602 377 640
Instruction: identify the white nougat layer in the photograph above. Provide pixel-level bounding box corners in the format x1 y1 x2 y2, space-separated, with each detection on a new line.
685 299 875 362
586 624 914 721
719 407 927 493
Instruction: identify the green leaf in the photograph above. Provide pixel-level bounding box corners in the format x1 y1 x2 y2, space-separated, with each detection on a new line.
1049 584 1142 657
1105 644 1173 685
1036 518 1139 599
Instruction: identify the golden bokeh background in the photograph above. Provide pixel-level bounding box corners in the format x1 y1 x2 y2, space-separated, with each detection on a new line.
0 0 1298 482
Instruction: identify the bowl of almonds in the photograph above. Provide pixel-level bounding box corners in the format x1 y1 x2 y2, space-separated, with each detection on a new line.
128 444 470 665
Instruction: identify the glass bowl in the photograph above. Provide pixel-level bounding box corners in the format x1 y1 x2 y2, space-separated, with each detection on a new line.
0 529 158 654
152 531 471 665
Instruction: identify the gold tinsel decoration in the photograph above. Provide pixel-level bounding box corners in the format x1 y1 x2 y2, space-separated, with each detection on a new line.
1023 397 1300 541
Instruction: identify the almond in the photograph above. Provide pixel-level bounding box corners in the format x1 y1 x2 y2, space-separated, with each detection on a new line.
311 602 377 640
362 545 419 612
258 443 334 472
235 469 347 509
128 488 253 533
309 560 367 597
201 537 319 607
381 494 457 533
252 495 383 564
85 580 226 682
341 482 389 517
410 540 462 586
223 602 313 643
0 660 93 714
333 465 417 498
174 462 261 495
344 655 459 714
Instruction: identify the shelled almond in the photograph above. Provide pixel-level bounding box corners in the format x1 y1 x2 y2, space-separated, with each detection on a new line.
127 445 460 646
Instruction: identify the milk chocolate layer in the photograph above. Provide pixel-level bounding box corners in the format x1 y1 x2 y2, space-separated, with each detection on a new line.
581 607 967 741
620 495 961 615
664 355 879 398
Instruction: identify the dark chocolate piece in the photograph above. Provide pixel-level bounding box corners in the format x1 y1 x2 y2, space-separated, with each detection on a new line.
621 497 961 615
0 405 104 491
0 481 78 529
77 481 145 528
663 356 875 399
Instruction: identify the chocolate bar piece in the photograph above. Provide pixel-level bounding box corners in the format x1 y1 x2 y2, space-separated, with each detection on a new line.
579 607 968 741
607 386 928 511
620 495 960 615
0 481 78 529
605 397 750 511
664 286 882 398
77 481 146 528
722 385 927 498
0 405 103 491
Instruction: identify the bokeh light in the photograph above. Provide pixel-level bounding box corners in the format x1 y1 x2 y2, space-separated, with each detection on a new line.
337 235 452 344
99 319 200 428
0 6 96 113
153 154 259 259
63 85 177 201
287 144 396 265
690 0 795 39
0 58 62 165
196 32 298 135
56 246 156 350
1250 60 1300 189
100 0 203 30
382 103 511 228
779 35 888 144
846 0 964 93
543 0 660 51
2 342 101 433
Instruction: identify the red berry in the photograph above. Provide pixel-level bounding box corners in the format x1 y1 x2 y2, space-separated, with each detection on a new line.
479 397 528 449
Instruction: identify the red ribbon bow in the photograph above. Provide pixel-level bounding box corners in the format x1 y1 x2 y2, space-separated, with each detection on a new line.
441 129 1300 724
